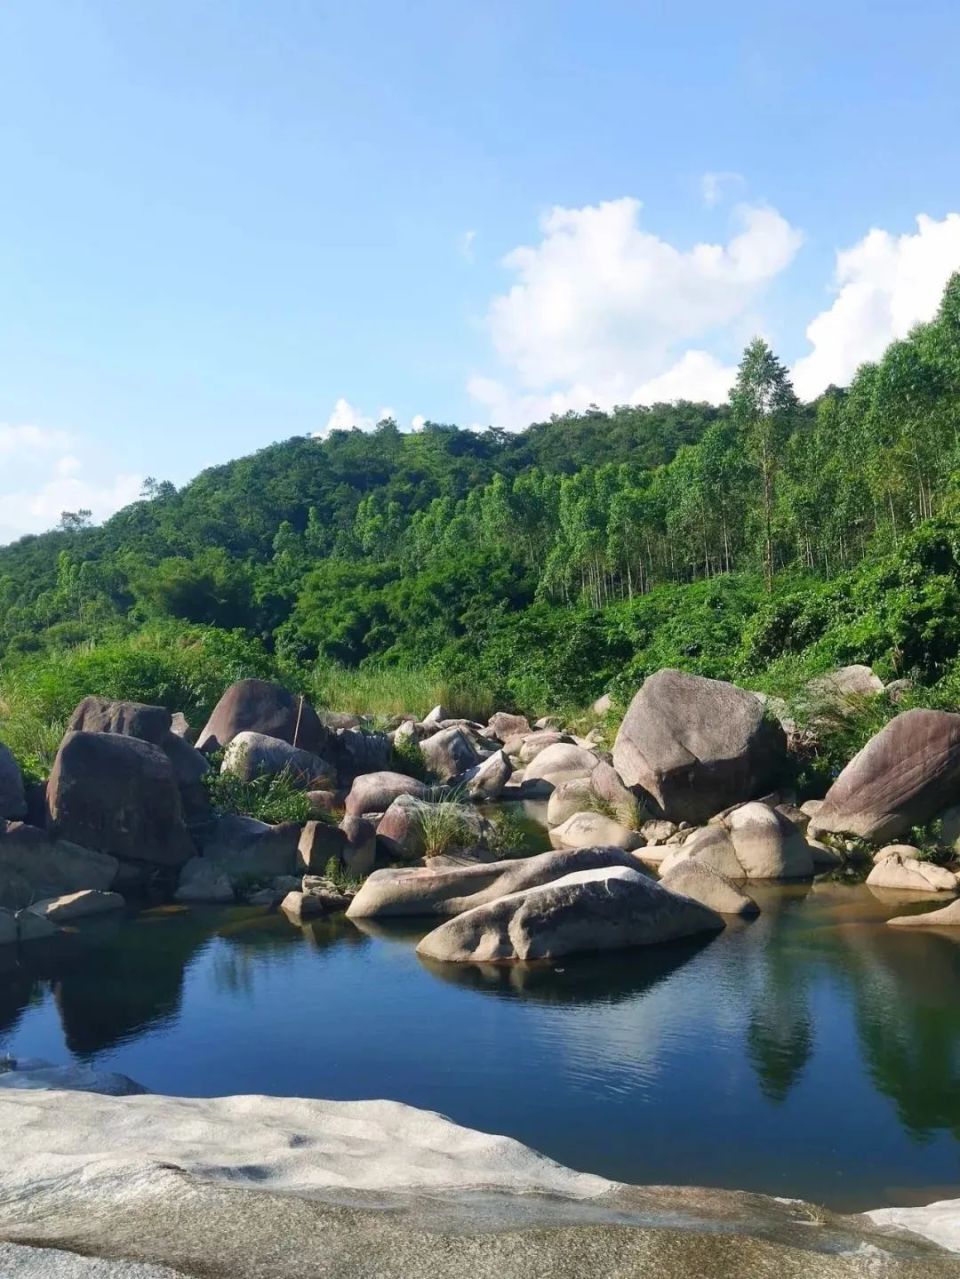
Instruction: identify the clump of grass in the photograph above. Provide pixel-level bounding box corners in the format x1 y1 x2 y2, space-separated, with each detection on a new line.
418 797 476 859
204 761 313 825
584 790 644 831
322 855 363 893
390 735 432 782
486 808 539 858
308 663 498 722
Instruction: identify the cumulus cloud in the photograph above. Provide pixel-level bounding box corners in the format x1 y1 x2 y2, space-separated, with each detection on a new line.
469 196 801 427
791 212 960 399
0 423 142 544
315 399 428 438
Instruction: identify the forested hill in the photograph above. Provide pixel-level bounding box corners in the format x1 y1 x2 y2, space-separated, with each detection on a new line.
2 273 960 725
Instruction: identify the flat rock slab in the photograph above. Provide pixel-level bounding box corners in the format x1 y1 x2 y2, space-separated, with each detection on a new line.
0 1071 953 1278
416 864 724 962
27 890 124 922
346 846 638 919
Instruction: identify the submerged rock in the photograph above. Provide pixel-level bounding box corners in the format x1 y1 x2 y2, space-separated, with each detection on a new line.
415 865 724 962
887 897 960 928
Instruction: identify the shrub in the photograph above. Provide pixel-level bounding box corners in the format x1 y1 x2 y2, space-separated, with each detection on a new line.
203 761 313 825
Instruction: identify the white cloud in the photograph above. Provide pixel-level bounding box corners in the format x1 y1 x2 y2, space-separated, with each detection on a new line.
459 229 476 262
470 196 801 427
0 422 142 543
315 400 428 438
701 171 744 208
792 212 960 399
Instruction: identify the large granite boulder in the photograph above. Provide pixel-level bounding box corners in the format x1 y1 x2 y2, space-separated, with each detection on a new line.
174 858 235 903
46 732 195 868
523 743 599 788
460 750 512 800
196 679 327 755
331 728 391 783
415 864 724 963
347 845 637 920
658 804 814 881
198 814 299 879
67 696 171 745
549 811 642 851
612 670 787 823
659 859 759 917
546 778 594 828
810 709 960 842
339 816 377 877
221 731 335 789
297 820 347 873
487 712 531 741
0 743 26 820
513 731 572 764
865 852 958 893
344 771 430 817
419 727 481 781
0 821 118 911
804 665 884 710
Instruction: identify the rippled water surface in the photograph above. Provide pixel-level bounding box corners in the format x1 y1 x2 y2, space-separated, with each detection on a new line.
4 880 960 1211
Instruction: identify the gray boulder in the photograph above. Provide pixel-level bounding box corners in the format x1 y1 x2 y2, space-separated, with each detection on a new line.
347 845 638 920
805 665 884 710
513 731 572 763
221 731 334 789
523 743 599 788
416 864 724 963
199 814 299 879
865 853 958 893
174 859 235 904
297 820 347 873
0 821 118 911
332 728 391 782
67 696 171 745
16 910 57 942
546 778 594 828
460 749 512 800
811 710 960 842
419 727 481 781
660 859 759 917
46 732 194 868
197 679 327 754
725 803 814 879
344 771 430 817
339 816 377 877
0 743 26 821
26 889 124 922
612 670 786 823
549 811 642 851
487 712 531 741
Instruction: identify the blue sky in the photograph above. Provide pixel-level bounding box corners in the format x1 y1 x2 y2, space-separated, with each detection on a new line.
2 0 960 540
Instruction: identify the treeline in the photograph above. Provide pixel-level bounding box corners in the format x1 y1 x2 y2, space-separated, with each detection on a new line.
1 274 960 712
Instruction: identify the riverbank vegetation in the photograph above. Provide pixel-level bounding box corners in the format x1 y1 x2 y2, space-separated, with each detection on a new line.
2 276 960 772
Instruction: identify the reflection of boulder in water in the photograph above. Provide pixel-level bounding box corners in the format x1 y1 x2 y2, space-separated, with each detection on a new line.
216 907 367 955
418 933 714 1006
841 922 960 1138
344 915 426 947
746 1005 813 1103
45 912 212 1057
0 944 34 1041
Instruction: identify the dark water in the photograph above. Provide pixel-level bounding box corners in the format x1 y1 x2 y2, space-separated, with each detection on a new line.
4 880 960 1212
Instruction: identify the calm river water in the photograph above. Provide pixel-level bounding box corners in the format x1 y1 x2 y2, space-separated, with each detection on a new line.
3 879 960 1211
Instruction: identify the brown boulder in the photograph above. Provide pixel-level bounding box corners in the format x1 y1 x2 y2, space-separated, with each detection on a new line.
67 696 171 745
196 679 326 755
46 732 195 868
811 709 960 842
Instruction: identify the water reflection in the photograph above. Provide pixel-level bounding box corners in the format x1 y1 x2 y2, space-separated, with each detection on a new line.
418 934 713 1005
5 884 960 1207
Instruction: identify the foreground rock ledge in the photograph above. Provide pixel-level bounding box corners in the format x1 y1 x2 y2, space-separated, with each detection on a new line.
0 1067 955 1279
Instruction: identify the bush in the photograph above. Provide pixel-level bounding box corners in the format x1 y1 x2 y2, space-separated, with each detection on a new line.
203 762 313 825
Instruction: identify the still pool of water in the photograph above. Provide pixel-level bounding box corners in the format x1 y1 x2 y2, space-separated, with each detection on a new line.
3 881 960 1212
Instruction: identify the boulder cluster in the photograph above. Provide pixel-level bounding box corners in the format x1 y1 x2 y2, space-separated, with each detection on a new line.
4 664 960 955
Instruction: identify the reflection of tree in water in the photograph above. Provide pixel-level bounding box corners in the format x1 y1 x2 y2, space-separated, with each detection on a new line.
841 925 960 1139
745 888 815 1103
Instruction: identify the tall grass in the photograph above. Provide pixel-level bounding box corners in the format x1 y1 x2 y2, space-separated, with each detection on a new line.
307 663 498 723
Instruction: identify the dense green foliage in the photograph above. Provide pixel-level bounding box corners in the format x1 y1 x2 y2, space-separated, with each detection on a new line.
3 275 960 762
